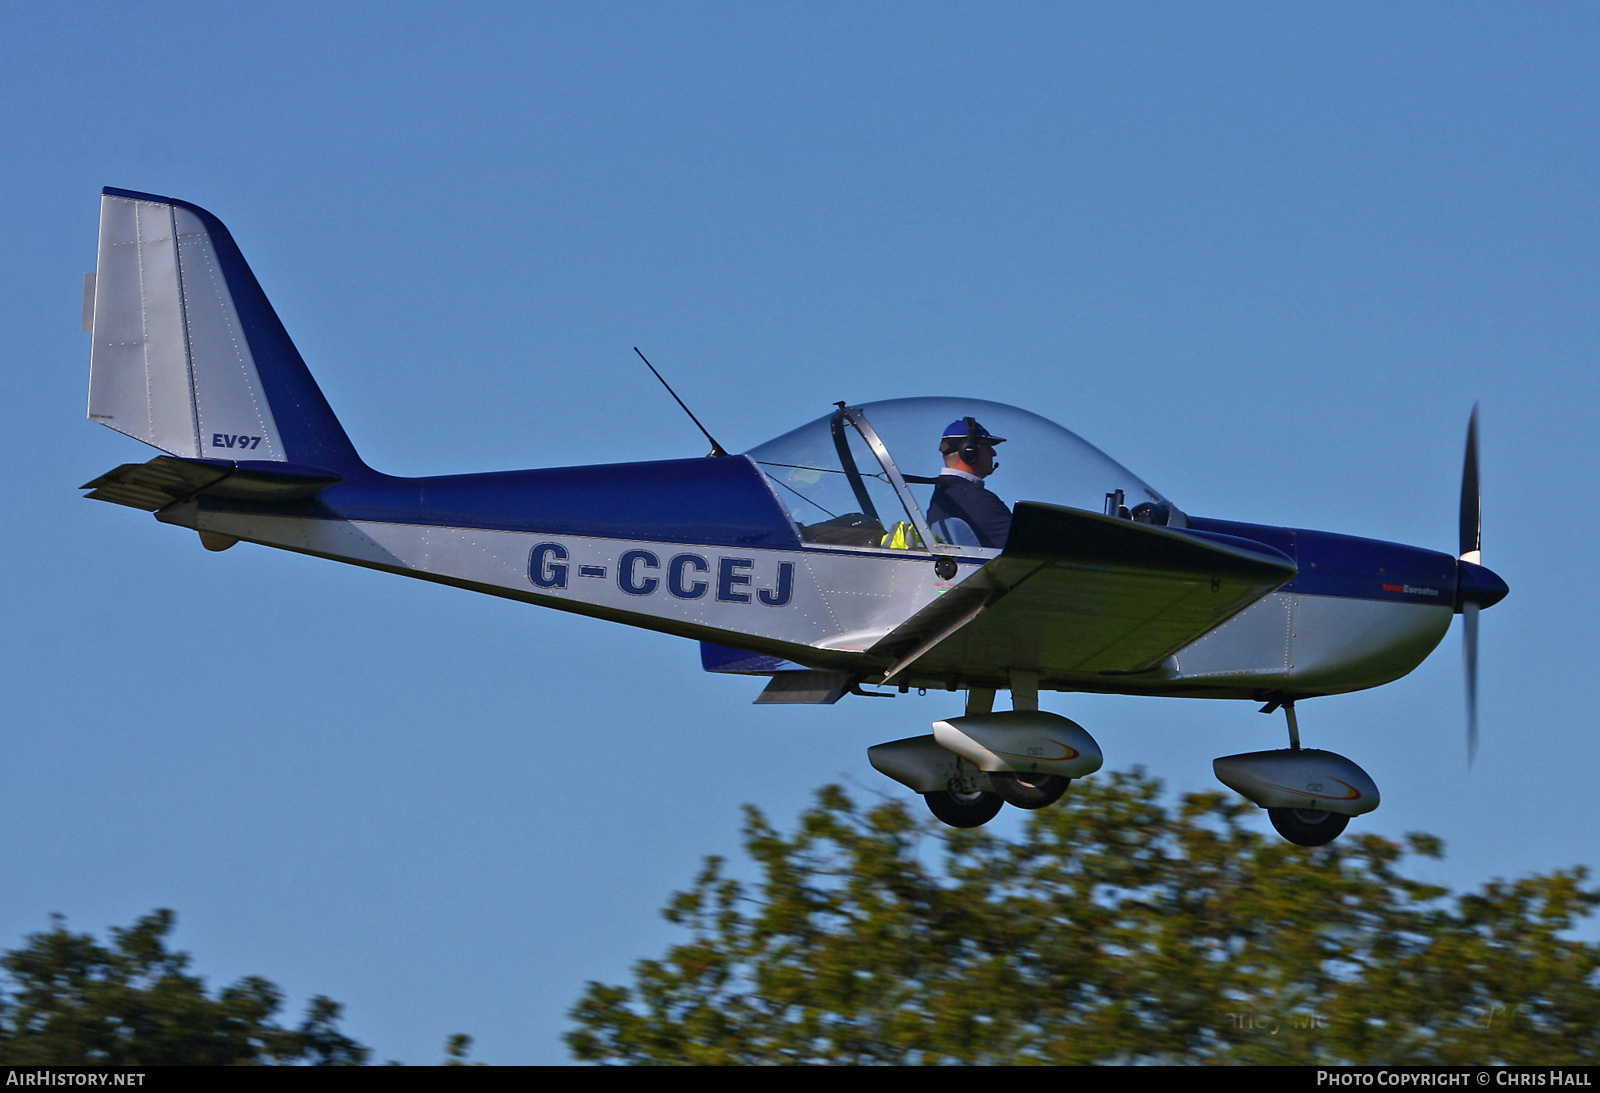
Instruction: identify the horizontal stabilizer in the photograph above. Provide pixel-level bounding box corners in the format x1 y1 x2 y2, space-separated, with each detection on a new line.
82 456 341 511
872 502 1297 683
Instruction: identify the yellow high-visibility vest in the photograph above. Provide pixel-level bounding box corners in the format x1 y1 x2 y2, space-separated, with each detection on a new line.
881 520 924 550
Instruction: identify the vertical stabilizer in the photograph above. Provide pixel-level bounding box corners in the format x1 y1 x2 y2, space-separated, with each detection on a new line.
87 188 364 473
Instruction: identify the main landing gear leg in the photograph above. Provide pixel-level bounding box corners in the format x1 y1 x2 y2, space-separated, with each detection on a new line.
923 736 1003 827
895 683 1096 829
969 675 1071 811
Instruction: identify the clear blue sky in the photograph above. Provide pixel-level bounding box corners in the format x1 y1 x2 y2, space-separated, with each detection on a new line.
2 2 1596 1064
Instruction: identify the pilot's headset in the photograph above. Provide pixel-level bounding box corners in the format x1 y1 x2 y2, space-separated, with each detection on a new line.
947 417 1001 472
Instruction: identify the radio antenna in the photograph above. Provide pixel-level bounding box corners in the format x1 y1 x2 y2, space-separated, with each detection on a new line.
634 347 729 458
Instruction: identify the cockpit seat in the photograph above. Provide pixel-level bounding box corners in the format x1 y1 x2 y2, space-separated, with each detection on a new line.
799 513 886 547
929 516 981 547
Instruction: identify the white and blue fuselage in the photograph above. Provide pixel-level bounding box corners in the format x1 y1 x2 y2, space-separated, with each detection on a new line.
152 451 1467 702
80 187 1509 841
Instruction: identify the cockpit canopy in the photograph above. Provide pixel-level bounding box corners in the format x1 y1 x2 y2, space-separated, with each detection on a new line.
746 397 1173 551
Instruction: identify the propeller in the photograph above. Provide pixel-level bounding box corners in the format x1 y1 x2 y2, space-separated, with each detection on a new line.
1454 404 1507 765
1463 599 1479 763
1460 404 1481 566
1461 405 1480 764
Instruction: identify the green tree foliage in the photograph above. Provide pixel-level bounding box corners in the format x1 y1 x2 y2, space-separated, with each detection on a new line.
0 910 369 1065
566 772 1600 1064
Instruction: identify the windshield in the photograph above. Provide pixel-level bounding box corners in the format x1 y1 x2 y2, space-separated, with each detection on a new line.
747 397 1169 547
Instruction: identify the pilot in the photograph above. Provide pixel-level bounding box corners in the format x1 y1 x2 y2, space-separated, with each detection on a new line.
927 417 1012 549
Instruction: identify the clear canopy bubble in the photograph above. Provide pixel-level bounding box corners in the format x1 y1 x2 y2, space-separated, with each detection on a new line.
747 397 1169 549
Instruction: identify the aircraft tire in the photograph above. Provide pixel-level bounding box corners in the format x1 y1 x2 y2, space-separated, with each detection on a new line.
1268 807 1349 847
988 772 1071 810
924 790 1004 828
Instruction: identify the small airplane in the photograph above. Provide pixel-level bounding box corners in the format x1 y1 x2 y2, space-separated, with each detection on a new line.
80 188 1509 846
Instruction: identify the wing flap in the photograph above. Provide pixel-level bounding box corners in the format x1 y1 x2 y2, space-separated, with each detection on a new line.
872 502 1296 683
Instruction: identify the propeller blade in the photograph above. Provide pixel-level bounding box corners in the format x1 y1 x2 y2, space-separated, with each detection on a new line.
1463 600 1479 765
1460 403 1481 564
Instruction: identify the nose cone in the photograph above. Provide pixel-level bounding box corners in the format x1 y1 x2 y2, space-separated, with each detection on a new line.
1456 559 1509 611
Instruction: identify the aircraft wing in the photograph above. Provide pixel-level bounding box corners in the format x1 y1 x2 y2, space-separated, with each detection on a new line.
871 502 1297 684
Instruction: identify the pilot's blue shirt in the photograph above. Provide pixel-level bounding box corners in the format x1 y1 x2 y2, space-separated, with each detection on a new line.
927 470 1012 549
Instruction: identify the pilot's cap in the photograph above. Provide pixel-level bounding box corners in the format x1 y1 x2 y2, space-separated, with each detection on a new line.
940 418 1007 449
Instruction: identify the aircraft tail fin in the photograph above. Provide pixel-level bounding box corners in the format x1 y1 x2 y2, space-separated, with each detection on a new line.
86 188 366 474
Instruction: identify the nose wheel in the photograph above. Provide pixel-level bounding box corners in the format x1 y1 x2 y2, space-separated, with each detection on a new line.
1268 807 1350 847
1218 701 1375 847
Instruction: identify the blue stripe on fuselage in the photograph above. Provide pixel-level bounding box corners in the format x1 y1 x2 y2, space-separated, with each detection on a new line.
296 454 802 550
1188 516 1456 605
